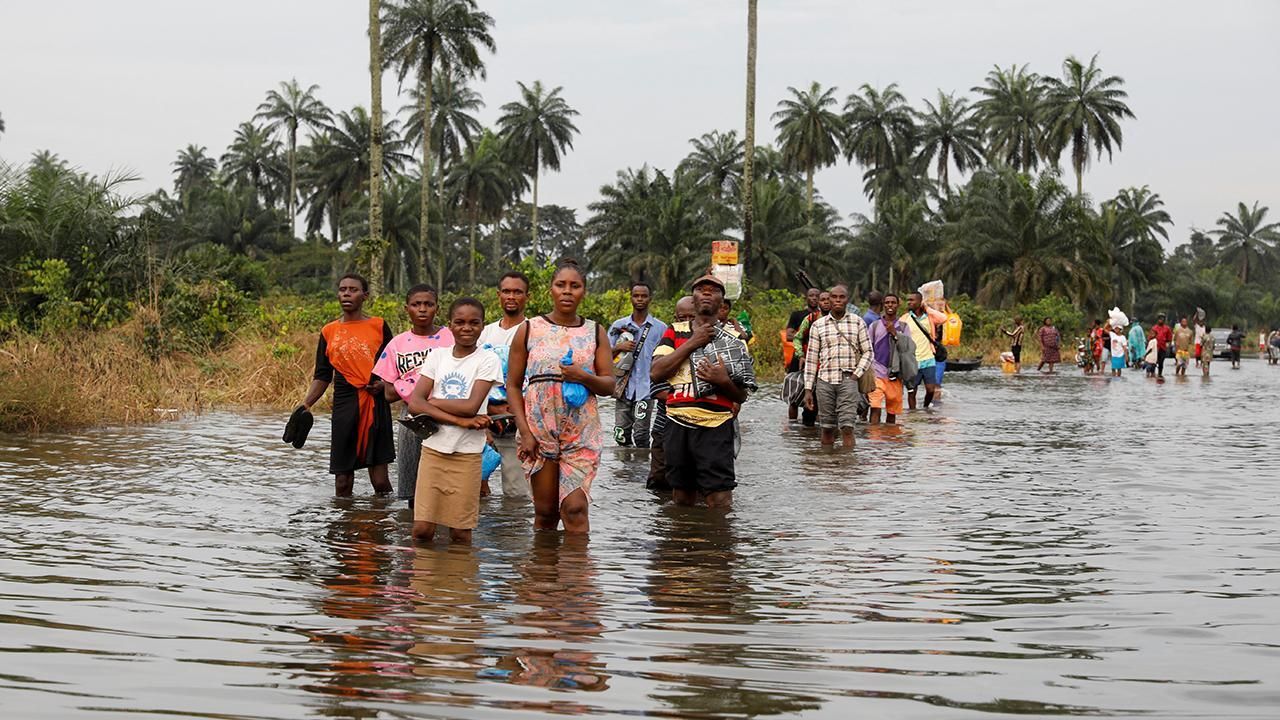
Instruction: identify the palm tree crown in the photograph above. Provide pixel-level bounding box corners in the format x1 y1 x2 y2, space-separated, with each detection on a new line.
497 80 580 260
1042 54 1135 195
972 64 1048 173
220 122 287 209
1210 201 1280 284
172 144 217 202
254 79 332 238
843 83 915 174
676 130 744 202
382 0 495 285
772 81 843 215
916 91 984 192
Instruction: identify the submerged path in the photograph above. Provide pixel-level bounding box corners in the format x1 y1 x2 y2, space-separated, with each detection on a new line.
2 365 1279 718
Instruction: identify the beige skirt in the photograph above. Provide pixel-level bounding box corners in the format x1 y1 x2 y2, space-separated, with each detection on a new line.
415 445 482 529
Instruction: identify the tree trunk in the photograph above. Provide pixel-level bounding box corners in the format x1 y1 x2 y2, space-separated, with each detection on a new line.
367 0 385 294
289 123 299 241
740 0 758 278
330 201 342 283
805 165 814 221
469 208 478 286
419 54 435 289
492 209 505 274
530 148 541 262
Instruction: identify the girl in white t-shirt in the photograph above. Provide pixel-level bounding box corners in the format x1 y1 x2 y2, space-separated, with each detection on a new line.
407 298 502 544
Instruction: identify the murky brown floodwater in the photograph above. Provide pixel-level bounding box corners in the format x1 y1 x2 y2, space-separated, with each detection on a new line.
3 363 1280 719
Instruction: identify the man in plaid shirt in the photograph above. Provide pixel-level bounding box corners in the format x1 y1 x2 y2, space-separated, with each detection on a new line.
803 284 873 448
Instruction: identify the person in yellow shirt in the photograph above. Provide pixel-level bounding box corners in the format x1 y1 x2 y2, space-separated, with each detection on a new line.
905 291 947 409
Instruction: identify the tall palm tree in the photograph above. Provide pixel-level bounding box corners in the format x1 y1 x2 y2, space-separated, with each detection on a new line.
368 0 387 292
916 91 984 194
771 81 843 216
1210 201 1280 284
1042 54 1135 196
401 70 485 165
971 64 1048 173
676 130 744 201
382 0 495 286
172 144 217 208
220 122 287 209
741 0 758 276
497 80 580 262
446 130 514 285
843 83 915 172
402 70 485 238
301 107 411 259
255 79 333 239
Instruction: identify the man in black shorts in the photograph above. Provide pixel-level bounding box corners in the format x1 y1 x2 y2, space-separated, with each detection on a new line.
651 275 756 508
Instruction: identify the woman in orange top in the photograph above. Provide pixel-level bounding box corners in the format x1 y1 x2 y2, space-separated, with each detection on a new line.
300 274 396 496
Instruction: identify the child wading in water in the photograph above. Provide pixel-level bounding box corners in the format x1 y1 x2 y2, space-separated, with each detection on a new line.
373 285 452 507
406 298 502 544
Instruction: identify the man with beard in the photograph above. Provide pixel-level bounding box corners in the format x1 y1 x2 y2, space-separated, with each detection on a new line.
478 271 531 500
608 282 667 447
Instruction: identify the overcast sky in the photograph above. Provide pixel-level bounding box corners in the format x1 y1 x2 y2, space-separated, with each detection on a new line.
3 0 1277 244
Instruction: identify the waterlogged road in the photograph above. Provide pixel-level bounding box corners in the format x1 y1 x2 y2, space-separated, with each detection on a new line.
2 364 1279 718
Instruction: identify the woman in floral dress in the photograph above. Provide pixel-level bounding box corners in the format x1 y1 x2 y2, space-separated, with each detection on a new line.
506 260 614 533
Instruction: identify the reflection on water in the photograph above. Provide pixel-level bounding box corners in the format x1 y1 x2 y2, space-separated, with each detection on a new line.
2 364 1280 718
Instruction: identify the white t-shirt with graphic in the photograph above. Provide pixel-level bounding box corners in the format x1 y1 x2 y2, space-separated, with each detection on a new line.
418 347 502 454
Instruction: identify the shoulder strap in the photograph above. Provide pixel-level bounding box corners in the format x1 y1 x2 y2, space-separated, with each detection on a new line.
909 313 940 350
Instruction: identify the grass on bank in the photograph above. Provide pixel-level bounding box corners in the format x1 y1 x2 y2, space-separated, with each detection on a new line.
0 285 1068 434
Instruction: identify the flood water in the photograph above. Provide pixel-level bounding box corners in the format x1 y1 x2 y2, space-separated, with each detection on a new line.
3 363 1280 719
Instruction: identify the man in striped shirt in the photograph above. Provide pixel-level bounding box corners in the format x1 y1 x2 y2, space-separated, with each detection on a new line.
803 285 873 448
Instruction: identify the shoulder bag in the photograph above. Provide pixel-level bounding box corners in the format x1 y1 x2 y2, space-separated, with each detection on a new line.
826 316 877 395
909 313 948 363
612 321 652 400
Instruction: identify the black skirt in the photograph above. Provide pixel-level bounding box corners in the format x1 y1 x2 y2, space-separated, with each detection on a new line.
328 373 395 474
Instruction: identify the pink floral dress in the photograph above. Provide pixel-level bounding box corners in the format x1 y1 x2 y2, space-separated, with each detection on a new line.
521 316 603 503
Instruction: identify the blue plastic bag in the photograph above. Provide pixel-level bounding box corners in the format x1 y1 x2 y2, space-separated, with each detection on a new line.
481 443 502 482
560 349 589 409
483 343 510 403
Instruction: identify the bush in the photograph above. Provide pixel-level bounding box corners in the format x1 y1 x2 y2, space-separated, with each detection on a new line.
146 279 252 356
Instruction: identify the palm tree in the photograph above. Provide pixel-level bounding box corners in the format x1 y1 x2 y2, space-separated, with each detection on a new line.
402 71 485 164
497 80 580 262
368 0 387 292
741 0 758 276
172 145 217 208
1210 201 1280 284
1042 54 1135 196
916 91 984 194
843 83 915 176
1105 185 1171 307
771 81 843 216
382 0 495 285
446 130 514 285
676 130 744 201
971 64 1048 173
301 107 411 261
255 79 333 238
220 122 287 209
401 70 485 236
938 168 1102 306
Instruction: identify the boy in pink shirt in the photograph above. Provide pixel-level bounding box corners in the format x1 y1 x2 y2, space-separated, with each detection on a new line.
373 285 453 505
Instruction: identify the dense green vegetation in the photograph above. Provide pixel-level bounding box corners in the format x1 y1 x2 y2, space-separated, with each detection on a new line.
3 1 1278 357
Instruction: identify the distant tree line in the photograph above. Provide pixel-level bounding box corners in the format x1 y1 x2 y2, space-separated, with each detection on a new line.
2 1 1278 338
